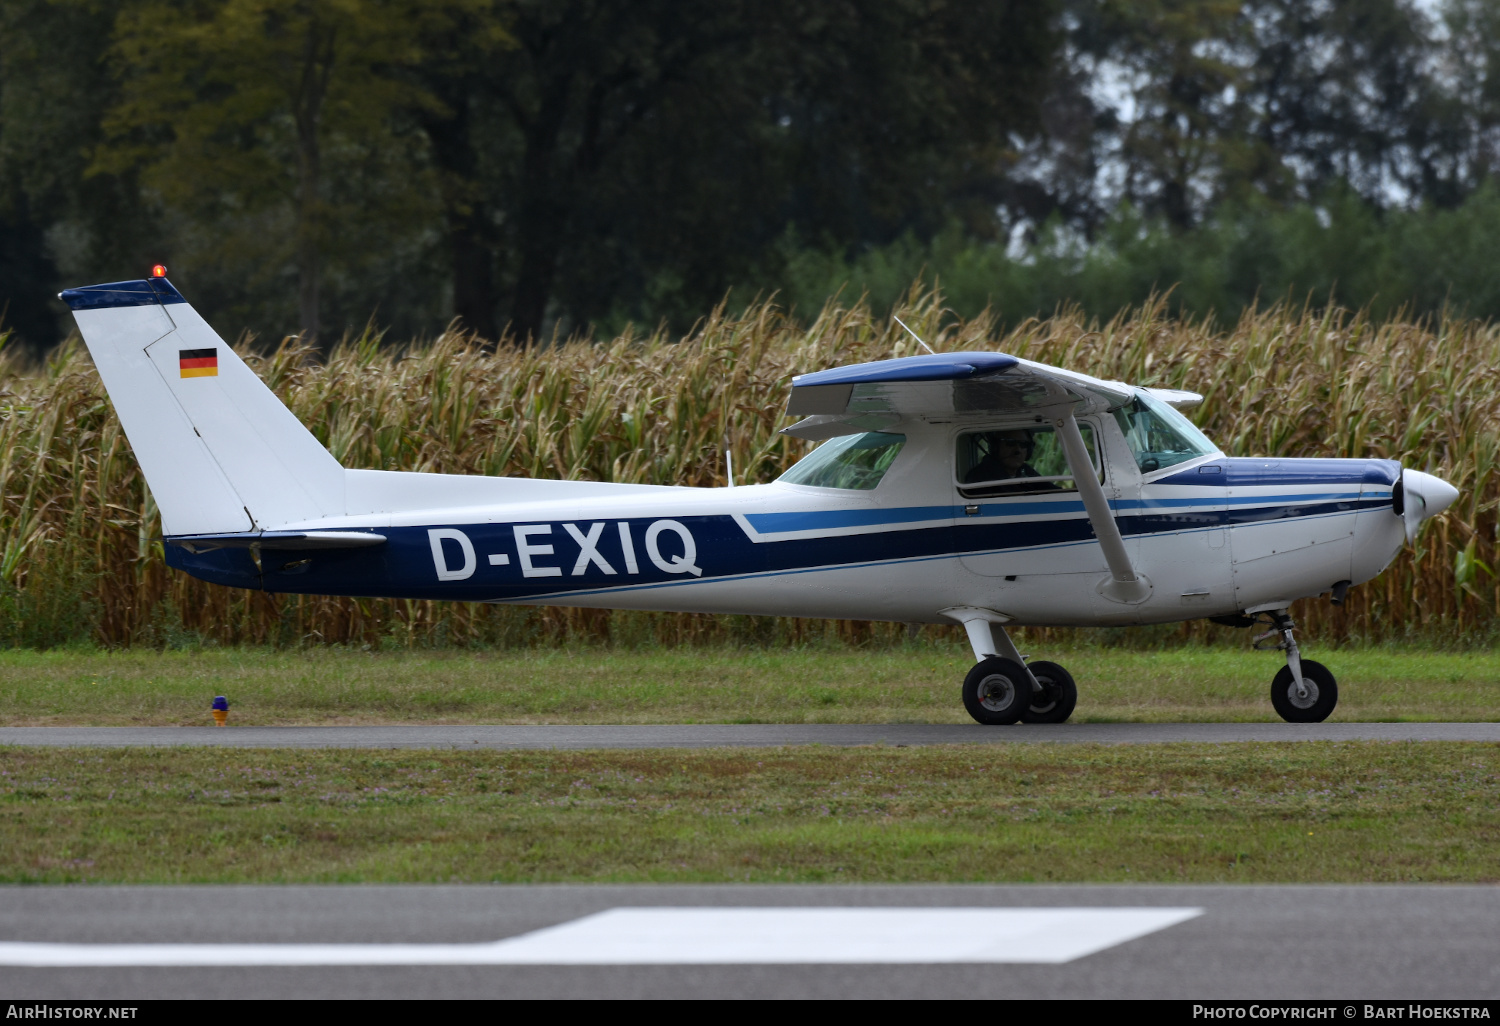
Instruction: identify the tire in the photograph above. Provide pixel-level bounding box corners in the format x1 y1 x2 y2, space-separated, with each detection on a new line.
1019 660 1078 724
1270 659 1338 723
962 657 1031 725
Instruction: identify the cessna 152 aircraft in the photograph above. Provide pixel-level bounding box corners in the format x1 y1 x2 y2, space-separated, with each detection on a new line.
62 271 1459 725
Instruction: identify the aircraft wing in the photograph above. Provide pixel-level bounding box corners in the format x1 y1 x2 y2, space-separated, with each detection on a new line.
1140 387 1203 409
782 352 1135 439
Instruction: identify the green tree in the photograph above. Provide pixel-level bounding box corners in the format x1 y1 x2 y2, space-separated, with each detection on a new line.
1442 0 1500 193
97 0 450 340
1246 0 1451 205
1026 0 1456 238
412 0 1057 341
1079 0 1258 229
0 0 164 353
397 6 512 341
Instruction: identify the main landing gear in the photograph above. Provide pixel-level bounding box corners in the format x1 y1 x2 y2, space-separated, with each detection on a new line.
1021 661 1078 724
947 609 1077 725
1254 610 1338 723
960 654 1079 726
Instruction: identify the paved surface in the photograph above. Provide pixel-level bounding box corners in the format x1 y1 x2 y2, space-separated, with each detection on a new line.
0 722 1497 748
1 884 1497 998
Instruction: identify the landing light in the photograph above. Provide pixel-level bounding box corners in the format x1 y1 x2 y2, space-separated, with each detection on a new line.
150 264 168 278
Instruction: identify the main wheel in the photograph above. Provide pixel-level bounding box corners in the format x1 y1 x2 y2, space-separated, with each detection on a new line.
1019 660 1078 724
962 657 1031 725
1270 659 1338 723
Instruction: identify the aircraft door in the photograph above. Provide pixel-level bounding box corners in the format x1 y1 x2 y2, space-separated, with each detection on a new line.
954 421 1110 578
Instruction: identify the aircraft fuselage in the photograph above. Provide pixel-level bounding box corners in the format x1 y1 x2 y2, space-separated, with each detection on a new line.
167 453 1405 628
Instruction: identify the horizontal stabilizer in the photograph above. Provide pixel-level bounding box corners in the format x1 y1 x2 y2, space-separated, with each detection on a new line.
167 531 387 553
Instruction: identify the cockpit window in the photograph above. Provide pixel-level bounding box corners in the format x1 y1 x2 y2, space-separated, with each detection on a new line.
780 432 906 490
1113 391 1219 473
955 424 1098 498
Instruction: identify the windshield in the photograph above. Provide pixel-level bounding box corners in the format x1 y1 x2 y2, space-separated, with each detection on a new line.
1113 391 1219 473
780 432 907 490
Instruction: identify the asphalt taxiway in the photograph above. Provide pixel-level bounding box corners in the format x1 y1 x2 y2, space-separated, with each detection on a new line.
1 721 1497 748
1 884 1497 999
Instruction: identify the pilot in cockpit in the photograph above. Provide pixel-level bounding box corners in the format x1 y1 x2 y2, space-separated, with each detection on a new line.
963 429 1058 493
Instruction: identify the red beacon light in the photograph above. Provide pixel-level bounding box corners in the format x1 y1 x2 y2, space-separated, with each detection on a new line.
150 264 168 278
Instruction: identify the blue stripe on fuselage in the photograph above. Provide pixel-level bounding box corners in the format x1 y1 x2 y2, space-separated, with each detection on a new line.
745 505 964 532
745 491 1370 535
165 491 1392 602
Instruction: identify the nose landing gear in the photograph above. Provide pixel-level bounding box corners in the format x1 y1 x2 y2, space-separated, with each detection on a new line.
1255 611 1339 722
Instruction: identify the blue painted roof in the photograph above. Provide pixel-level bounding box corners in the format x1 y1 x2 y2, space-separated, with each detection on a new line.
59 277 186 311
791 351 1019 387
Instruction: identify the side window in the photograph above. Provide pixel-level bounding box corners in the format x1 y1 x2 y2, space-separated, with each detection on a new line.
780 432 907 490
955 424 1099 498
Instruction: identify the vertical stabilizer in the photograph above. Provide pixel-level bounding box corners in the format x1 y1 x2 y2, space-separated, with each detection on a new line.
61 277 344 535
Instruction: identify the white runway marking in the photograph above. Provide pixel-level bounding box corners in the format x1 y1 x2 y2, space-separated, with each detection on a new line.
0 907 1200 966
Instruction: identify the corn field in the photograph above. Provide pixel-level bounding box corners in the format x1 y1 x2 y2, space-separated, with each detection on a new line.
0 288 1495 650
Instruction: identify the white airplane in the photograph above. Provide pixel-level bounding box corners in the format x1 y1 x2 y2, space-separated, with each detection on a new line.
62 271 1459 725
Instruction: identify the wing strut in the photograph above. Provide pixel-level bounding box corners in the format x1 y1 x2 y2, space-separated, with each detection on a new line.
1053 411 1151 604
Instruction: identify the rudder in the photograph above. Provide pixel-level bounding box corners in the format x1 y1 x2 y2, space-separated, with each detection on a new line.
62 276 344 536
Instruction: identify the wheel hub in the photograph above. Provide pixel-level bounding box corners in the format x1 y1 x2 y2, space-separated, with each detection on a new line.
1286 678 1320 709
977 674 1018 712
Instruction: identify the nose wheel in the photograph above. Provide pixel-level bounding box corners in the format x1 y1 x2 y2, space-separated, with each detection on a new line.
1270 659 1338 722
1255 611 1339 722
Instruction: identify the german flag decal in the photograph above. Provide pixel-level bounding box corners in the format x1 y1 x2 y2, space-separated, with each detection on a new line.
179 348 218 378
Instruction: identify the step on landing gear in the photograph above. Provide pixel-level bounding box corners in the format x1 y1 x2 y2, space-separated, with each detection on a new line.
1255 610 1338 723
946 607 1077 726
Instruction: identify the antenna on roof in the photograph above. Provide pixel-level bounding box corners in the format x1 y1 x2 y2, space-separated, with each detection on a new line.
893 315 936 354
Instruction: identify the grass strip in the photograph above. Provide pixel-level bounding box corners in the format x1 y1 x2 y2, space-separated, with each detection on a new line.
3 742 1496 884
2 646 1499 726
